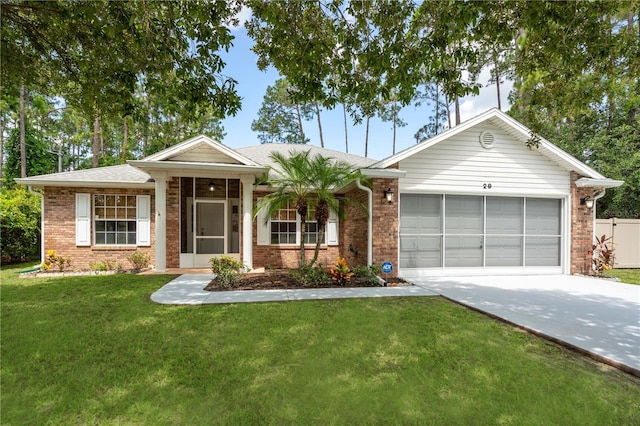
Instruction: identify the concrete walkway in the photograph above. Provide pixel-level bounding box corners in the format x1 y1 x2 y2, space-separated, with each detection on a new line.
150 273 639 375
413 275 640 375
150 274 438 305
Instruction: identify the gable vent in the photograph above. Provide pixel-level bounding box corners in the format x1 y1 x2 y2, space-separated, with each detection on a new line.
479 131 495 149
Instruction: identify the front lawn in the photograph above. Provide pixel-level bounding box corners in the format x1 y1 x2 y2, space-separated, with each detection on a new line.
2 264 639 425
608 268 640 285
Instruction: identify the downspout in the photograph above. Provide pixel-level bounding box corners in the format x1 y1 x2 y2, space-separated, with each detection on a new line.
591 189 606 241
28 186 45 265
356 178 373 266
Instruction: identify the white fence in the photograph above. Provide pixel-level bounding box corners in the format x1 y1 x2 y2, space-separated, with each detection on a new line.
595 218 640 268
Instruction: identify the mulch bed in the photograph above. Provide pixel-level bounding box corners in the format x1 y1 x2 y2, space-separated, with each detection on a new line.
204 269 409 292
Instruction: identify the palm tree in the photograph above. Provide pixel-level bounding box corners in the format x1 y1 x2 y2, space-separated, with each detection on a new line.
255 150 369 269
255 150 314 267
306 155 368 267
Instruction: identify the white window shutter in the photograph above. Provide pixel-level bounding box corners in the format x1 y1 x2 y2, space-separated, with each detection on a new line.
327 209 339 246
137 195 151 246
76 193 91 246
256 203 270 246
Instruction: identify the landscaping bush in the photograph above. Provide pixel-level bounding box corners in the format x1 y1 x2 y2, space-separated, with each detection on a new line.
330 257 354 285
592 234 615 276
210 256 247 287
353 263 382 285
41 250 72 272
291 264 331 286
127 251 150 271
0 187 41 264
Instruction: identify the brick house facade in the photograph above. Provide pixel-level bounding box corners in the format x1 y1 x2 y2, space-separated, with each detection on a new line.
17 109 621 277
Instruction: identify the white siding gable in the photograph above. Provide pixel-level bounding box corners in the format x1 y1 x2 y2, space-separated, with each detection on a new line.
399 123 570 196
169 142 241 164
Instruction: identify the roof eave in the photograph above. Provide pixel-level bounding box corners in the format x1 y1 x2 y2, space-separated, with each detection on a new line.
14 178 155 189
128 160 268 175
575 178 624 189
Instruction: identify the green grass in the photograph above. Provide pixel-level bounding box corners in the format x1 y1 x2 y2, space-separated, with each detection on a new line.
608 269 640 285
2 263 639 425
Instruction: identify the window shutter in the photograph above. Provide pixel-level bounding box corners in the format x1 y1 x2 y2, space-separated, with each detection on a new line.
256 202 270 246
76 193 91 246
327 209 339 246
137 195 151 246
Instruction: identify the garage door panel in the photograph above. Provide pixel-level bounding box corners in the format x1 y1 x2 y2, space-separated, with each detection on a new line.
486 236 523 266
445 236 483 267
525 236 561 266
487 197 523 234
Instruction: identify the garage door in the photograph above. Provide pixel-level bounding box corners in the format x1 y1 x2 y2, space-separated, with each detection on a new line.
399 195 562 273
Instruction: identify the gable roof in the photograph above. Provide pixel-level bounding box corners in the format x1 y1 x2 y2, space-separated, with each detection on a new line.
14 164 153 188
141 134 261 166
372 108 621 187
236 144 377 170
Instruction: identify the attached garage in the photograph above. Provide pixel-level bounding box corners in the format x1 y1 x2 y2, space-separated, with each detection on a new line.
399 194 563 274
368 109 625 277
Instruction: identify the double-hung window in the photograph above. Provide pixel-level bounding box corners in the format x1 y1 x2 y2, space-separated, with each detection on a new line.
94 195 137 245
258 199 336 246
75 193 151 247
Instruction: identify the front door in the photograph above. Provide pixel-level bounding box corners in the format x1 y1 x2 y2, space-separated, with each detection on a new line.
194 200 226 267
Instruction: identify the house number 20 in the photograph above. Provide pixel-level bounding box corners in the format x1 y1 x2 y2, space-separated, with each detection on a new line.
483 183 492 189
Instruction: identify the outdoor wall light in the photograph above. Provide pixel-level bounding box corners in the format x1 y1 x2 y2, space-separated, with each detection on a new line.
209 181 215 192
384 187 395 204
580 196 594 209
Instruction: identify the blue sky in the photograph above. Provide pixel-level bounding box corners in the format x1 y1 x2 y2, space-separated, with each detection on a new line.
220 21 512 160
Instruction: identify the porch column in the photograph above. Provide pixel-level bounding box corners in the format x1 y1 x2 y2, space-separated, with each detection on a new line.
240 174 254 270
153 172 167 272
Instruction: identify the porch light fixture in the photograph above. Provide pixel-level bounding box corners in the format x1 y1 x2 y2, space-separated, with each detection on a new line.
580 196 594 209
208 181 215 192
384 187 394 204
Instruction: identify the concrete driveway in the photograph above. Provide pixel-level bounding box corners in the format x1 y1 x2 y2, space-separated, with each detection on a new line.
412 275 640 375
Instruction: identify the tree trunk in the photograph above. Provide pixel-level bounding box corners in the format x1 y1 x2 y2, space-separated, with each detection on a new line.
343 104 349 153
314 101 324 147
365 116 370 157
495 62 502 110
392 106 397 155
122 115 128 162
92 113 100 168
19 82 27 178
295 104 305 142
445 94 452 129
455 96 461 126
0 114 5 186
434 84 440 135
143 95 149 156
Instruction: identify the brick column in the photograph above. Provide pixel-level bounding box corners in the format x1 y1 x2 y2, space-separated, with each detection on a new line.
570 172 595 275
371 177 399 278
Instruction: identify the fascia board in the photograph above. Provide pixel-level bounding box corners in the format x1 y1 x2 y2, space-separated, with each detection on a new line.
129 160 268 175
575 178 624 188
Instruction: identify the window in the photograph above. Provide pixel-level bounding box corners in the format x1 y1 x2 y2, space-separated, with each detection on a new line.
267 202 327 245
270 202 297 244
94 194 137 245
304 207 325 244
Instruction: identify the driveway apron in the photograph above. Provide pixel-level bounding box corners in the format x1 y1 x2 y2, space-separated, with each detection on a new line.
412 275 640 374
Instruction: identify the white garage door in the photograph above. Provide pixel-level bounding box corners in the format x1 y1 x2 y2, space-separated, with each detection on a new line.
399 195 562 274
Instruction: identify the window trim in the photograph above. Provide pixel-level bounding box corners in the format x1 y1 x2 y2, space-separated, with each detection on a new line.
93 194 139 246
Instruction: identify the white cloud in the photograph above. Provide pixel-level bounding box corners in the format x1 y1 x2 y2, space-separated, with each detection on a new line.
458 67 513 122
227 5 252 31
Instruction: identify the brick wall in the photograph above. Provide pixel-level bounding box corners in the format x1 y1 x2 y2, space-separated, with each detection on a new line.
166 177 180 268
370 176 399 277
341 187 369 268
570 172 595 275
43 187 155 271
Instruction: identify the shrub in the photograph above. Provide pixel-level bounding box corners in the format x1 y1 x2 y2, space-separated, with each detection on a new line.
210 256 247 287
41 250 72 272
127 251 150 271
89 259 123 272
330 257 354 286
0 187 41 264
291 264 330 287
353 263 383 285
592 234 615 276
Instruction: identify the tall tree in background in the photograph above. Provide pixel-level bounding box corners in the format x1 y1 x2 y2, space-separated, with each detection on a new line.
251 79 313 144
2 0 242 166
